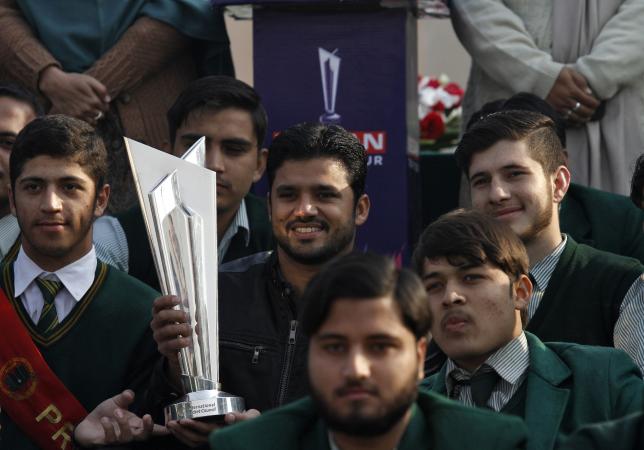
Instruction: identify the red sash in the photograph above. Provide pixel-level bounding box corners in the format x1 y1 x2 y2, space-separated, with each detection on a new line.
0 288 87 450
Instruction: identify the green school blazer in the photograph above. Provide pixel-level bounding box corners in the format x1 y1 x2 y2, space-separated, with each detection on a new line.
210 390 527 450
423 332 644 450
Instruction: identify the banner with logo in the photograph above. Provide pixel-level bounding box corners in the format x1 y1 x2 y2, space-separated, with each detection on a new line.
252 7 421 262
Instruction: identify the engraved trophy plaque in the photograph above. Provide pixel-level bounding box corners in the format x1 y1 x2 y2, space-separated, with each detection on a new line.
125 137 245 422
318 47 342 124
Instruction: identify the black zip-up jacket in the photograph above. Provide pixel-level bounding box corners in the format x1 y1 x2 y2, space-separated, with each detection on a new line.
217 251 309 412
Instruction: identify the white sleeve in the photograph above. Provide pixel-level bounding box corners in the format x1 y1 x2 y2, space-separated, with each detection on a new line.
574 0 644 99
450 0 563 98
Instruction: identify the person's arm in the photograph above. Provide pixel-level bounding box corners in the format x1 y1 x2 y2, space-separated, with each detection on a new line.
0 0 59 92
449 0 563 98
613 274 644 373
574 0 644 100
85 16 191 100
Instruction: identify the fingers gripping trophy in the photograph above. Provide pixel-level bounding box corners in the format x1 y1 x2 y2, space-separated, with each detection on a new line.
126 137 245 422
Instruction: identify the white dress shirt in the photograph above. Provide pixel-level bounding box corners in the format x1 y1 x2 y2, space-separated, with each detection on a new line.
14 246 97 324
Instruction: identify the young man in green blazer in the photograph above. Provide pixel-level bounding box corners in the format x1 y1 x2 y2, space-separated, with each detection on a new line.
210 252 528 450
414 209 644 450
455 110 644 372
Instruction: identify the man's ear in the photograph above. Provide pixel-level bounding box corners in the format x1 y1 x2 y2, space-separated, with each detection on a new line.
354 194 370 226
552 165 571 203
512 274 532 312
416 336 428 381
253 148 268 183
94 184 110 218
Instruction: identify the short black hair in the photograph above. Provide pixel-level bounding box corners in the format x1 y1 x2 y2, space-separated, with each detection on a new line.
166 76 267 147
301 252 432 340
631 153 644 208
467 93 566 147
10 115 108 190
267 122 367 201
455 110 566 177
0 82 44 117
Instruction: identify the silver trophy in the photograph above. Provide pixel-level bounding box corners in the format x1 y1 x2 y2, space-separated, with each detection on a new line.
318 47 342 124
125 137 245 422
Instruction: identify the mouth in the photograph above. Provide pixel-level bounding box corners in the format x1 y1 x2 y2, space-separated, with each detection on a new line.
441 312 470 333
288 222 327 238
336 385 378 400
492 207 522 219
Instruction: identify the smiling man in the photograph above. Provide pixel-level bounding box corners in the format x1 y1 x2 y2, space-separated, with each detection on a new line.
151 122 370 447
0 115 163 448
210 252 527 450
455 110 644 372
415 209 644 450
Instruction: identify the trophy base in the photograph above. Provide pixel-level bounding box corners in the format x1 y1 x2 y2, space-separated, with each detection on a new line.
319 113 342 125
164 390 245 423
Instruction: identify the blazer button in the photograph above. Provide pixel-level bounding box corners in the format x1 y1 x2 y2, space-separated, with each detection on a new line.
120 93 132 104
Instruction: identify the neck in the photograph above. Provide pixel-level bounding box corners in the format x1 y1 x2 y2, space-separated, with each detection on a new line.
524 224 563 267
331 408 413 450
217 205 239 242
22 243 92 272
276 248 322 297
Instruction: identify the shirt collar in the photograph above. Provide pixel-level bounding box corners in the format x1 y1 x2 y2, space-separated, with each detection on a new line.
529 234 567 291
220 198 250 247
445 332 530 393
14 246 98 301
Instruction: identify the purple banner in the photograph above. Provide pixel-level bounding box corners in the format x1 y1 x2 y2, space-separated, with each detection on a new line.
254 7 420 263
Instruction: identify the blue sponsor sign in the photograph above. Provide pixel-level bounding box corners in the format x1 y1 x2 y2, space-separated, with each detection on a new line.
249 7 420 262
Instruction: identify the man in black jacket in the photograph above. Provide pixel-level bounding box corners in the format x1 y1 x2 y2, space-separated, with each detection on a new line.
151 122 370 447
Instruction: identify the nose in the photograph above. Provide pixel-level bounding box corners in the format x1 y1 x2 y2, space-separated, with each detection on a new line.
294 194 317 218
442 282 466 307
206 146 225 173
342 349 371 380
489 177 511 203
41 187 63 212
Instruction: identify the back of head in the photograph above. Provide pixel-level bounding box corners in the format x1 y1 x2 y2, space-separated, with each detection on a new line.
167 75 267 146
267 122 367 200
0 82 44 117
412 209 529 282
455 109 566 177
10 115 107 189
301 252 432 340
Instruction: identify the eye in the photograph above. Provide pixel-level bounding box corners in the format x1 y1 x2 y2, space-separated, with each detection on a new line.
23 183 41 193
63 183 81 192
470 177 489 188
223 144 248 156
322 342 346 354
0 138 14 150
368 342 392 354
424 281 443 293
463 273 483 283
317 191 339 200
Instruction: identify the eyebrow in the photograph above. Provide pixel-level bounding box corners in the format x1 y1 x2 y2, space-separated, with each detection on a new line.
423 263 481 279
471 163 530 179
179 133 254 147
18 175 88 185
0 131 17 139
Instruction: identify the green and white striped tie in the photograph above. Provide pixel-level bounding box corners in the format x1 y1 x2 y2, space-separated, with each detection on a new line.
35 278 63 334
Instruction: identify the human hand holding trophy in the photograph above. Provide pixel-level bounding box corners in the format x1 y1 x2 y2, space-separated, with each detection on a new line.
126 137 245 424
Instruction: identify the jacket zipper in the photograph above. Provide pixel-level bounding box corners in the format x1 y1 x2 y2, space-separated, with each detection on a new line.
277 320 298 405
220 340 264 365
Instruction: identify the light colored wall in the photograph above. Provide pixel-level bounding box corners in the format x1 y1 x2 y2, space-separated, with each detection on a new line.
224 14 470 89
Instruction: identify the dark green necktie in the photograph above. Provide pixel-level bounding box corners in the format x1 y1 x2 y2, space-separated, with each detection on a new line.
470 369 500 409
35 278 63 334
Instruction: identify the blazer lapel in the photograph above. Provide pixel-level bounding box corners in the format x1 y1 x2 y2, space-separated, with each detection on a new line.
524 333 572 450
